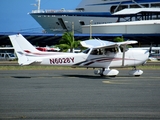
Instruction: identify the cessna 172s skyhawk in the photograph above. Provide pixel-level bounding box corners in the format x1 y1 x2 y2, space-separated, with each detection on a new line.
9 34 149 77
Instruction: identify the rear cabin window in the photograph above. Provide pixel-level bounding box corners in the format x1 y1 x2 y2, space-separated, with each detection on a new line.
90 47 118 55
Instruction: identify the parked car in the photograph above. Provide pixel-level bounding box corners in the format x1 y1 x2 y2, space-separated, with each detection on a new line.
0 53 17 61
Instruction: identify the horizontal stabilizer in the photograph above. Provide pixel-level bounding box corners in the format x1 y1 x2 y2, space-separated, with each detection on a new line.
20 60 42 66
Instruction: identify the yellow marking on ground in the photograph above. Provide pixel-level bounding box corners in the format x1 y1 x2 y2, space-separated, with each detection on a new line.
102 81 111 84
102 80 131 84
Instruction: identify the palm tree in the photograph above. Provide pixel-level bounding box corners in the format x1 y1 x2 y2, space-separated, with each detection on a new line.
114 36 132 48
56 32 81 52
113 36 124 42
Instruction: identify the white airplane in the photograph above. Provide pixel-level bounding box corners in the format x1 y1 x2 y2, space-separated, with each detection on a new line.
9 34 149 77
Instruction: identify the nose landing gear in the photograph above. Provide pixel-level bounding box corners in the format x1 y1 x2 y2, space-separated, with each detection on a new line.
128 66 143 77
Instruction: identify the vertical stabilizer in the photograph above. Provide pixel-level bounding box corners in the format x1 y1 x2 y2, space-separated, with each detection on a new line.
8 34 39 65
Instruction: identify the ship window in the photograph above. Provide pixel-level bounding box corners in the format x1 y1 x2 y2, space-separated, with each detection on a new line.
130 4 148 8
79 21 85 25
76 8 84 11
56 22 60 25
110 5 128 13
151 3 160 8
142 4 149 8
130 4 141 8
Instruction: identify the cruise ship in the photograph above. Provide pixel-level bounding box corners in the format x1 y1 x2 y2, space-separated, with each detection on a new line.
29 0 160 34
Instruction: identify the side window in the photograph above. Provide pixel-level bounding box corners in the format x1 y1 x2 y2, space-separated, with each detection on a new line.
104 47 118 54
5 54 9 58
90 49 103 55
1 54 4 57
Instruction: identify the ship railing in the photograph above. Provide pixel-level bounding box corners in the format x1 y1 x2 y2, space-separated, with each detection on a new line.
31 9 82 13
31 10 45 13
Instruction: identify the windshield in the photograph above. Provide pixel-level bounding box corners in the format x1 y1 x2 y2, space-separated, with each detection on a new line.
82 48 90 54
8 53 15 57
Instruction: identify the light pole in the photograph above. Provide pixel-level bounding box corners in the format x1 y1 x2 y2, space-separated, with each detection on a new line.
90 20 93 39
72 21 74 39
72 22 75 53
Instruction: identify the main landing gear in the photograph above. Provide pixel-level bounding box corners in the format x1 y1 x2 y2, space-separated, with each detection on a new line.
94 66 143 77
94 68 119 77
128 66 143 77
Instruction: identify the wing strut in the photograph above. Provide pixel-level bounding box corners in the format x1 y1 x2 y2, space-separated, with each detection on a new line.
122 45 126 67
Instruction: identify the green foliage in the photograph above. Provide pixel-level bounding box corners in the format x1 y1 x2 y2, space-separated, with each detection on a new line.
113 36 124 42
56 44 70 52
113 36 133 48
56 32 81 52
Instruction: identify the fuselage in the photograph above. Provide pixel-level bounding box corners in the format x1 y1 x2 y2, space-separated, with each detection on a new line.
29 47 149 68
30 0 160 33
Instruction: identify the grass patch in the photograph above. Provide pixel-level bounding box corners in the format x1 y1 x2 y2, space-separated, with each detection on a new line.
0 65 160 70
0 65 77 70
0 61 160 70
137 65 160 70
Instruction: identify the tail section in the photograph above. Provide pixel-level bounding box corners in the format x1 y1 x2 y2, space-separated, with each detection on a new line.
8 34 40 65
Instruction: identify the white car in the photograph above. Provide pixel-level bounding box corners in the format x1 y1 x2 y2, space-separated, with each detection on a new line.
0 53 17 61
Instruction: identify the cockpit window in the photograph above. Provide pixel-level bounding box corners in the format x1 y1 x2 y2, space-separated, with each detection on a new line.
90 48 103 55
82 48 90 54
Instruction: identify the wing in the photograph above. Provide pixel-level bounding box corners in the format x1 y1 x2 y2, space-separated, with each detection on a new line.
117 40 138 46
80 39 116 48
80 39 138 48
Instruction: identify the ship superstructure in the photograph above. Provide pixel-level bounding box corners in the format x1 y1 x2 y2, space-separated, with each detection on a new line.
30 0 160 33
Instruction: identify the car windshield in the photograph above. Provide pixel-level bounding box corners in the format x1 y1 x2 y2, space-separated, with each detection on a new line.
8 53 15 57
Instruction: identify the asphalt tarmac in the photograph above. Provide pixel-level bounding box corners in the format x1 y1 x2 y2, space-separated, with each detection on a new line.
0 69 160 120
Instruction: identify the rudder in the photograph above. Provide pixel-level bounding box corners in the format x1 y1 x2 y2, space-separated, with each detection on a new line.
8 34 38 65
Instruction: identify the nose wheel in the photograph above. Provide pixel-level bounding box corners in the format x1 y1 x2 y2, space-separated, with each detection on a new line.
128 66 143 77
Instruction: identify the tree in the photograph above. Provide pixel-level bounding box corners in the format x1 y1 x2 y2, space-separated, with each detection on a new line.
56 32 81 52
113 36 124 42
114 36 132 48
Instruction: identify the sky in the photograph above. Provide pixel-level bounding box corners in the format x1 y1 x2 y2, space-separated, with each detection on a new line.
0 0 81 33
